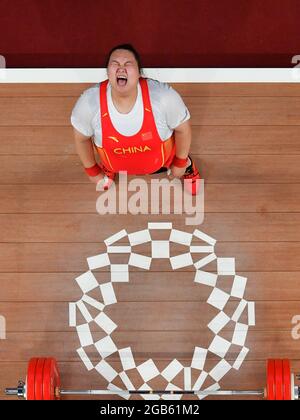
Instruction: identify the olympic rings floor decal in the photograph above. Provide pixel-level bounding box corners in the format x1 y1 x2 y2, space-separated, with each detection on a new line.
69 222 256 400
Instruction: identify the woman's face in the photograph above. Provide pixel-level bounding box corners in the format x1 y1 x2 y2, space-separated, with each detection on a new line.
107 49 140 94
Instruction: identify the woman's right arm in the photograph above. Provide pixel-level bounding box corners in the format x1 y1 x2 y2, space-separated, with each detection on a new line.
73 128 104 184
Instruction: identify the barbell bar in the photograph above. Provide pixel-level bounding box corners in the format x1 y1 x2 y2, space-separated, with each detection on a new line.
4 357 300 400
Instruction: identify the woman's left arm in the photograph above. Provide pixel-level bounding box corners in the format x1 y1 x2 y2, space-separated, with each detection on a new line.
171 119 192 177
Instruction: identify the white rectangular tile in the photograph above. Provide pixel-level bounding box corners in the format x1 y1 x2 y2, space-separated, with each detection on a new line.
69 303 76 327
76 347 94 371
111 264 129 282
231 275 247 299
119 371 135 391
170 253 193 269
128 229 151 246
137 359 160 382
151 241 170 258
87 253 110 270
82 294 104 311
193 372 208 391
231 299 248 322
95 335 118 358
184 368 192 390
119 347 136 371
170 229 193 246
104 229 127 246
94 312 117 335
194 253 217 270
209 360 231 382
129 253 151 270
207 288 230 310
100 282 117 305
233 347 250 370
193 229 216 246
208 336 231 358
248 302 256 326
208 312 231 335
76 300 93 323
95 360 118 382
217 257 235 275
76 323 94 347
161 359 184 382
148 222 172 230
194 271 218 287
232 323 249 347
107 246 131 254
75 271 98 294
191 347 207 370
190 246 215 253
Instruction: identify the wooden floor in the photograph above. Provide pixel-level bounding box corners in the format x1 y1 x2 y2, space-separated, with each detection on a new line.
0 82 300 400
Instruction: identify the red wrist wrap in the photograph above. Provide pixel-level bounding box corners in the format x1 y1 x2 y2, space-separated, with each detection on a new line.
84 163 102 177
172 156 189 168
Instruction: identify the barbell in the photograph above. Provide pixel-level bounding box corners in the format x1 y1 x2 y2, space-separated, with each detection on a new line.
5 357 300 400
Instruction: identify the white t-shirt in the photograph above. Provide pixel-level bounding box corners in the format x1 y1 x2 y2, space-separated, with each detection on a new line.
70 78 191 147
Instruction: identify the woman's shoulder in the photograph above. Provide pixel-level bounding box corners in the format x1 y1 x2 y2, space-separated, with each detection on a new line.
145 77 172 93
79 83 100 101
145 77 182 108
73 83 100 112
145 78 176 104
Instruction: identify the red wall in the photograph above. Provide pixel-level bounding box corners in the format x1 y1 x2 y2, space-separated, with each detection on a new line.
0 0 299 68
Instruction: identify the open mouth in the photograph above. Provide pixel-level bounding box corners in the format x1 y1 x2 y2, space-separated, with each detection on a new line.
116 75 128 87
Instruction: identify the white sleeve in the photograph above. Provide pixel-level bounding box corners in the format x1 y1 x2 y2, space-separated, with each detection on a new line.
162 86 191 130
70 91 94 137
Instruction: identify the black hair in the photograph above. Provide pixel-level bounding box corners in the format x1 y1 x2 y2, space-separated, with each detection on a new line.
105 44 143 75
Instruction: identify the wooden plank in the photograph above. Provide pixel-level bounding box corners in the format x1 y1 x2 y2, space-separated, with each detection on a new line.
2 360 291 400
1 97 300 126
1 96 69 125
0 213 300 242
189 126 300 155
0 331 298 362
0 300 297 332
0 242 298 272
1 83 300 97
172 83 300 97
0 126 74 155
0 155 300 183
0 272 299 302
0 83 94 97
1 126 300 156
198 155 300 183
185 97 300 125
0 97 76 126
1 184 300 213
0 184 97 213
204 184 300 213
0 155 86 183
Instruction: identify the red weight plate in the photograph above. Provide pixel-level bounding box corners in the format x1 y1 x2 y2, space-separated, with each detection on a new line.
282 359 291 400
27 358 38 400
34 358 46 400
267 359 276 400
43 358 60 400
275 359 283 400
43 358 54 400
